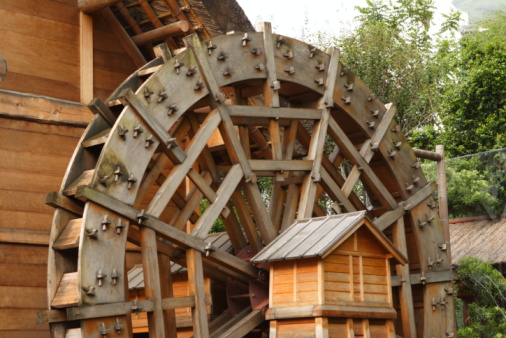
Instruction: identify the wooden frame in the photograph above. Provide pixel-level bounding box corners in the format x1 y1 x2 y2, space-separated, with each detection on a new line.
43 28 455 337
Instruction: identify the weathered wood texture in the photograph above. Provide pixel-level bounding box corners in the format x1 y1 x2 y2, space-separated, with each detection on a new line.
0 0 137 102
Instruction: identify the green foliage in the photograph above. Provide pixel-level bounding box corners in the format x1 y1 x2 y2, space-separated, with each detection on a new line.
312 0 462 136
200 199 226 233
422 151 505 218
456 257 506 337
439 10 506 157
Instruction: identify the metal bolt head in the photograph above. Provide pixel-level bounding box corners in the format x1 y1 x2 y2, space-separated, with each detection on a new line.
276 36 285 48
99 175 109 187
137 209 147 225
314 78 324 86
101 215 111 231
127 174 137 189
283 50 293 59
114 167 123 182
315 62 325 72
111 268 121 285
194 81 204 91
115 219 125 234
145 135 155 148
217 52 226 61
117 125 128 139
167 104 178 116
85 228 98 239
96 269 107 287
143 87 153 103
186 66 197 77
284 66 295 75
207 41 217 55
370 109 380 118
133 125 144 138
309 47 317 58
82 285 96 296
255 63 265 71
174 59 183 74
251 47 262 56
157 91 168 103
241 33 251 47
114 318 125 333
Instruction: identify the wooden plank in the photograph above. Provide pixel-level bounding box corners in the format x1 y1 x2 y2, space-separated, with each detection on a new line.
186 249 209 337
231 190 262 253
0 89 91 125
53 218 82 250
374 181 435 231
63 169 95 196
327 116 397 209
66 299 153 320
191 164 242 238
46 192 84 216
249 160 313 172
80 12 93 104
75 186 259 281
0 309 50 331
51 272 78 308
228 105 321 120
219 309 264 338
0 286 47 309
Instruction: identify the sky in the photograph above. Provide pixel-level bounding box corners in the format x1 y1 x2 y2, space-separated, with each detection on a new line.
235 0 468 40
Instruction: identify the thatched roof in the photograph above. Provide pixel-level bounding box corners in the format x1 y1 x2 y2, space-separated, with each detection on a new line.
450 218 506 265
113 0 253 53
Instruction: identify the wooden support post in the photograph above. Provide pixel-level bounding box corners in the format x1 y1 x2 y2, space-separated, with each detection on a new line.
436 145 450 259
158 254 177 337
141 228 166 336
392 217 416 338
80 12 93 104
187 249 209 337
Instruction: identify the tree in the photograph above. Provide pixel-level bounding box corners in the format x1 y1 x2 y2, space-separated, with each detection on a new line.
456 256 506 337
304 0 461 136
439 10 506 157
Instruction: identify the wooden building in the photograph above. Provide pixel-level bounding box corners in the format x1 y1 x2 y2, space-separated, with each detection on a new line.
0 1 251 337
252 211 407 337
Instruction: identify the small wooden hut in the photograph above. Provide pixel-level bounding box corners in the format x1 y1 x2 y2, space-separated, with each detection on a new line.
252 211 407 337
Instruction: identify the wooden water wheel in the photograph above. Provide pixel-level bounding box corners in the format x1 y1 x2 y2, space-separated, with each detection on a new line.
43 24 456 337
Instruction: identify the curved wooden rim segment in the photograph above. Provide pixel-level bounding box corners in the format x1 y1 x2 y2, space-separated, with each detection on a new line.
44 28 456 337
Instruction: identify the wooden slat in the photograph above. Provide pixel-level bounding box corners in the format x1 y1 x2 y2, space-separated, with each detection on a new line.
51 272 78 309
53 218 82 250
327 117 397 209
191 164 242 238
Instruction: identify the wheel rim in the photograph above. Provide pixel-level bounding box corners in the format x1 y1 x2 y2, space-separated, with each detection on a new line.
46 24 454 337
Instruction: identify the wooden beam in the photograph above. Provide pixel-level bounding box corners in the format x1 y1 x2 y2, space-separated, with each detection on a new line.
78 0 123 13
191 164 243 238
75 186 260 280
228 106 321 120
99 8 147 68
374 181 435 231
217 309 264 337
298 47 340 219
187 249 209 337
328 116 397 209
46 192 84 216
80 12 93 104
158 254 177 337
132 21 190 46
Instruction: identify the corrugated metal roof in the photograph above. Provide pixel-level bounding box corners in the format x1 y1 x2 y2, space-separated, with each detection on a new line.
251 211 368 263
450 218 506 265
128 232 232 289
